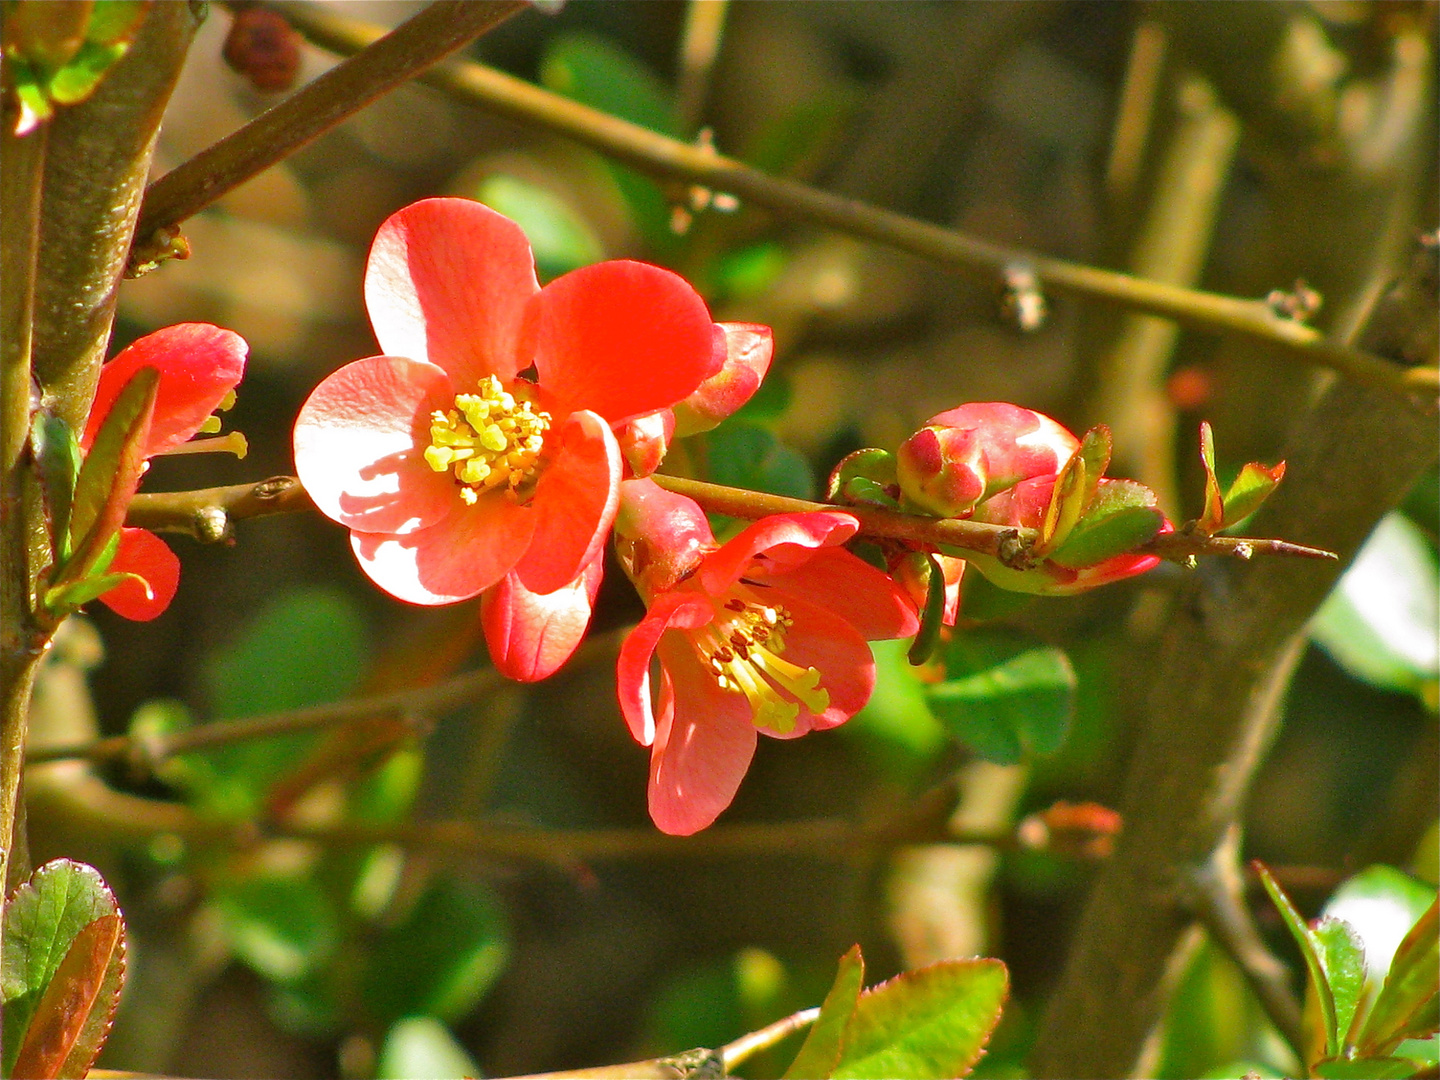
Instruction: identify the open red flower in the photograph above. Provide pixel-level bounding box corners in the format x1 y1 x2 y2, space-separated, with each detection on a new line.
615 480 918 835
293 198 721 605
82 323 248 620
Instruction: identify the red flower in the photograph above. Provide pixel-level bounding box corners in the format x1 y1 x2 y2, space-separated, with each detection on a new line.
615 480 918 835
293 198 721 606
81 323 248 620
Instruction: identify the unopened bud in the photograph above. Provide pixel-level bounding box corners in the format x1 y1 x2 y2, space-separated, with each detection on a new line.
614 479 714 598
896 426 986 516
223 7 302 94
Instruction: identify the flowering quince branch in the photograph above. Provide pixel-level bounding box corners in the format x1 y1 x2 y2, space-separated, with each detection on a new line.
129 0 528 273
260 0 1440 400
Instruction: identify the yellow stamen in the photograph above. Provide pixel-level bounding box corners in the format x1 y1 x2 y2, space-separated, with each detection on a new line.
424 375 550 504
695 593 830 734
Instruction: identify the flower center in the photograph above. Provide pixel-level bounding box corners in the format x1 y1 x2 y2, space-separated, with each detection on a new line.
695 593 829 735
423 375 551 504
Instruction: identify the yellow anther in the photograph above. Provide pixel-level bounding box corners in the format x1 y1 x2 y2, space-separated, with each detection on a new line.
695 593 829 734
425 375 550 501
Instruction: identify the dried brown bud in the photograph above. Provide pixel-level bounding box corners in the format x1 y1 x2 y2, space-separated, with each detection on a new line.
223 7 302 94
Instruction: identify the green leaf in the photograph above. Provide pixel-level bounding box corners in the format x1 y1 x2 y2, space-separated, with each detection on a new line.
1255 861 1343 1062
213 874 339 984
1309 916 1368 1049
44 570 147 614
1222 460 1285 528
1358 894 1438 1055
1197 420 1224 535
10 914 125 1080
845 639 946 778
908 554 948 666
925 633 1076 765
1312 1055 1427 1078
1311 513 1438 699
83 0 148 47
474 173 604 280
827 448 898 508
539 32 680 252
375 1016 482 1080
703 421 815 503
1 860 122 1078
1049 480 1163 570
192 588 369 818
712 241 789 304
361 875 509 1026
784 945 864 1080
62 365 157 585
30 411 81 561
830 958 1008 1079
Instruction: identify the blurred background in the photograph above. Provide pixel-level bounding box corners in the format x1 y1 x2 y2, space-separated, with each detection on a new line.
21 2 1437 1077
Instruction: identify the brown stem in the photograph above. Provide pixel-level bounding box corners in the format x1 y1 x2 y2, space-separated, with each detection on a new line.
1186 828 1306 1061
262 0 1438 399
131 0 527 266
123 472 1337 567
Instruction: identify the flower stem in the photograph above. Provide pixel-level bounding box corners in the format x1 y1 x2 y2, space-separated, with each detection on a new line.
130 0 528 265
264 0 1437 399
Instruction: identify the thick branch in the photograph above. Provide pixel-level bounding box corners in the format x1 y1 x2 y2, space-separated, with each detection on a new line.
131 0 527 262
263 1 1437 399
1033 238 1439 1077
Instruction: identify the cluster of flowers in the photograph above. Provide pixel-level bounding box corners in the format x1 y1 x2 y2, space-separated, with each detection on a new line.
83 198 1168 835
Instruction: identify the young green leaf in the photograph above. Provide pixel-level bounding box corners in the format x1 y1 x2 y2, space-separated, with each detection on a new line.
1360 899 1439 1056
61 365 158 586
830 958 1008 1079
908 554 948 666
9 914 125 1080
1049 480 1164 570
1311 1055 1429 1079
1 860 124 1078
1309 916 1368 1055
1197 420 1224 535
784 945 865 1080
375 1016 483 1080
1255 861 1343 1063
30 412 81 561
828 448 899 509
1222 460 1286 527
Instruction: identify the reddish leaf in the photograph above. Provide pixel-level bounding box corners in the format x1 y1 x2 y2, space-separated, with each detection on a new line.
10 915 125 1080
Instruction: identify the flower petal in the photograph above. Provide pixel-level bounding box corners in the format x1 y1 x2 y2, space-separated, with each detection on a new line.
97 528 180 621
512 410 622 595
763 547 919 641
351 496 536 605
365 198 538 385
294 355 461 535
84 324 247 456
758 593 876 737
697 512 859 596
481 553 603 682
648 634 758 836
616 591 713 746
528 260 720 423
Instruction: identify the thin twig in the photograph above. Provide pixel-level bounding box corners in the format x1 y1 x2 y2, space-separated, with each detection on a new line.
674 0 729 135
122 472 1337 566
129 0 527 269
24 667 504 768
263 0 1438 399
1186 829 1307 1062
720 1007 821 1073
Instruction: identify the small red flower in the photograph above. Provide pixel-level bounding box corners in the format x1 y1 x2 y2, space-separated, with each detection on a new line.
293 198 722 606
82 323 248 620
615 480 918 835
